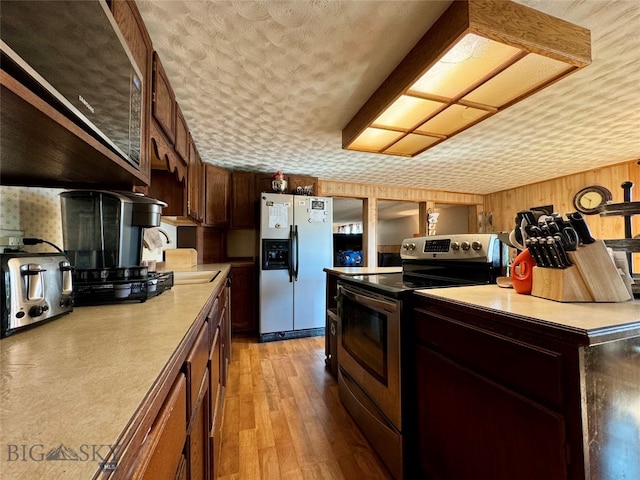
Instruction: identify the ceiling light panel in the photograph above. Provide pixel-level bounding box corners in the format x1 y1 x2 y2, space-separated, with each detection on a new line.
342 0 591 157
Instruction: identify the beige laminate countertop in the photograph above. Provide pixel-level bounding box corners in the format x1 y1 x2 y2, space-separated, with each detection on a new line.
323 266 402 275
0 264 230 480
417 284 640 344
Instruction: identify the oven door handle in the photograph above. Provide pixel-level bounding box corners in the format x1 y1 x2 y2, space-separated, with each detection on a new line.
340 286 398 314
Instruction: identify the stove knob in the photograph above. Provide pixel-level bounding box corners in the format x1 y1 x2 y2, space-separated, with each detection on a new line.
451 242 460 251
408 243 416 251
29 305 44 317
402 243 409 251
461 241 471 251
472 241 482 251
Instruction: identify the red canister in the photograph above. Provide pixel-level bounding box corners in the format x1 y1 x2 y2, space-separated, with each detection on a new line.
511 249 536 295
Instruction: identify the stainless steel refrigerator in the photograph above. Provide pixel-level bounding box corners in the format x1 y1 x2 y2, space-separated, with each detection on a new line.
258 193 333 342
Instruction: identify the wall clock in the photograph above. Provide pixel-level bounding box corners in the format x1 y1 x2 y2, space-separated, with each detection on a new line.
572 185 612 215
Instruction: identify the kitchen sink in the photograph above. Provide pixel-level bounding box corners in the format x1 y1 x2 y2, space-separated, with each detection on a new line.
172 270 221 285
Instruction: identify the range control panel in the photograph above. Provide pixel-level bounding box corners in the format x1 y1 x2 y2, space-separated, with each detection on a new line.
401 234 499 262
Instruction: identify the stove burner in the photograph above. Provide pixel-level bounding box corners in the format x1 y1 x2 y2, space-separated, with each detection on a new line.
72 268 173 305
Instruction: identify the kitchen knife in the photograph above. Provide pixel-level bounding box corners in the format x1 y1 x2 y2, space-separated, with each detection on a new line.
538 237 557 267
547 237 569 268
567 212 596 244
553 235 572 266
526 238 546 267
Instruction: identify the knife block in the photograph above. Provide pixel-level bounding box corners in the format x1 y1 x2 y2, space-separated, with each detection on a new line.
531 266 592 302
531 241 631 303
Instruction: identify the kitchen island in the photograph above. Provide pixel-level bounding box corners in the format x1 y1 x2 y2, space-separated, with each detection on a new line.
0 264 230 480
412 285 640 480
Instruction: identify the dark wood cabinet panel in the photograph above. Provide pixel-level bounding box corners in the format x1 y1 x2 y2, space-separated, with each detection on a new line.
136 374 187 480
175 105 189 164
188 373 210 480
231 171 257 229
187 135 203 222
415 346 568 480
205 165 230 227
230 264 257 334
152 52 175 144
148 169 185 216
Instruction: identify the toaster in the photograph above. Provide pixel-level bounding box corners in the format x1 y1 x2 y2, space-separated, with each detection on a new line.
1 252 74 338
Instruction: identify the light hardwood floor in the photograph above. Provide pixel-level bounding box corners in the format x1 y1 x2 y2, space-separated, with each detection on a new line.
217 335 394 480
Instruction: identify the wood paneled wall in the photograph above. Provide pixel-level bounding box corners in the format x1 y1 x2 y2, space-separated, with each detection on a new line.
484 160 639 241
318 180 484 205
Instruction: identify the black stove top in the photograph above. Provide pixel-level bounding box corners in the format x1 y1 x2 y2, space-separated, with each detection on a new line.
338 272 486 298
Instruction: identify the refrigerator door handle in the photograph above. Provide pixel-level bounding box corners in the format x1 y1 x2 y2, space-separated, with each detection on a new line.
288 225 294 283
294 225 300 281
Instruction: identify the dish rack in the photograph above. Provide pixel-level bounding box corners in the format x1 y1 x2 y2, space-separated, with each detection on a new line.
600 180 640 297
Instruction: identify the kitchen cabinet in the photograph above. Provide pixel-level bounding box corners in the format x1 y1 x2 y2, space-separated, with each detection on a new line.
131 373 187 480
230 263 257 334
175 105 189 165
231 171 257 229
411 295 585 480
152 52 176 144
205 165 230 227
187 135 204 222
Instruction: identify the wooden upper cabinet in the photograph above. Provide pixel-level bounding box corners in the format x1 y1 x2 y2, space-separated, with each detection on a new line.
152 52 176 144
187 135 203 222
231 171 256 229
175 105 189 164
205 165 231 227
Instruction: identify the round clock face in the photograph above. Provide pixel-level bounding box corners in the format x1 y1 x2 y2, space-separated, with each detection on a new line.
573 186 612 214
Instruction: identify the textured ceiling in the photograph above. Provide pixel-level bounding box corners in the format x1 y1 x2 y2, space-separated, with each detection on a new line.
136 0 640 195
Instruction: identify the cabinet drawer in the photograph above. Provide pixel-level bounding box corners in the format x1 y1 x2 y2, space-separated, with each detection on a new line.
139 373 187 480
415 308 564 410
185 322 210 417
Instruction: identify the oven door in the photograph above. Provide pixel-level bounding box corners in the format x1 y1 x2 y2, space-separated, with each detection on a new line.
337 283 401 430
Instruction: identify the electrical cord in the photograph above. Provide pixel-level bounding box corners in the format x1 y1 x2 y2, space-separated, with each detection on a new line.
22 237 65 254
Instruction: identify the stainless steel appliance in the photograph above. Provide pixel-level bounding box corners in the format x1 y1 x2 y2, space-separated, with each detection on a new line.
258 193 333 342
0 0 143 168
1 252 74 338
337 234 505 480
60 190 173 305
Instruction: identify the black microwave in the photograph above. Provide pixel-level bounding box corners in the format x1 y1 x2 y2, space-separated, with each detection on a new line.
0 0 143 169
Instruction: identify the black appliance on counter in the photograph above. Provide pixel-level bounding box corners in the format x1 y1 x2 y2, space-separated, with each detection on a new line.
336 233 505 480
60 190 173 305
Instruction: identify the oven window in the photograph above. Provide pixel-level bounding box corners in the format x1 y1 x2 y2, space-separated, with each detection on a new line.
342 295 388 385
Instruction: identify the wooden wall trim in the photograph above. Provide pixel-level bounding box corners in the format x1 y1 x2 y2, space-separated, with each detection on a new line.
318 179 484 205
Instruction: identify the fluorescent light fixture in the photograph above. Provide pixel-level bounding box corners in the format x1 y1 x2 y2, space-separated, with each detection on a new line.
342 0 591 157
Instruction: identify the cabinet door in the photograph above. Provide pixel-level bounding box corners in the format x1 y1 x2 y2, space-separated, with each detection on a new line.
231 171 256 229
174 105 189 164
188 371 210 480
230 264 256 334
138 374 187 480
152 52 175 144
205 165 230 226
415 346 568 480
187 135 202 222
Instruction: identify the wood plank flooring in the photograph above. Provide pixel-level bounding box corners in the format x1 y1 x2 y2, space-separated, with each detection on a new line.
217 335 394 480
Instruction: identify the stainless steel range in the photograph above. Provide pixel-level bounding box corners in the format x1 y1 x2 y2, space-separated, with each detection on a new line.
336 234 505 480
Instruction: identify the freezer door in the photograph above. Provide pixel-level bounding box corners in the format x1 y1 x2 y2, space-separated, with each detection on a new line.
293 197 333 330
260 193 293 239
259 268 294 334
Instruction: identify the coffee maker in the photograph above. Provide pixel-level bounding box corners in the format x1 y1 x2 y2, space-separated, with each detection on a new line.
60 190 173 304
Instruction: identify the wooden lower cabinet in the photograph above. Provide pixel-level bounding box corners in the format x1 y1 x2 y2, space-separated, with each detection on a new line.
114 274 231 480
415 346 567 480
412 297 586 480
230 264 256 334
135 374 187 480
